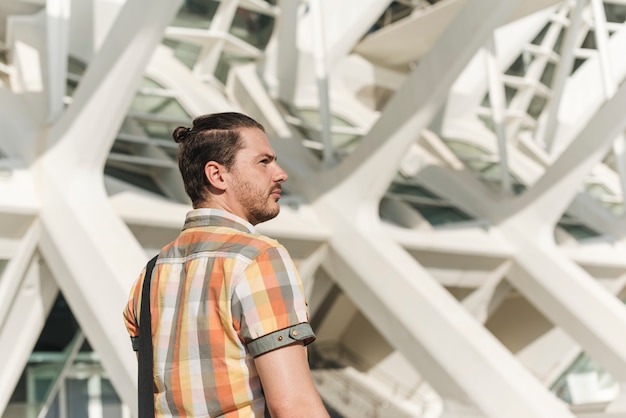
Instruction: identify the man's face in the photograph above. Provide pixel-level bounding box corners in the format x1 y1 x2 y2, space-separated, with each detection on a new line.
228 127 288 225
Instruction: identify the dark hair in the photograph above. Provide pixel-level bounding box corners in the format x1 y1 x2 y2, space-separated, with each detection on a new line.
173 112 265 207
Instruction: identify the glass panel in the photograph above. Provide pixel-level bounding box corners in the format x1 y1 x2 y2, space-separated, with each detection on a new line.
129 80 189 120
505 85 518 106
466 159 496 174
558 223 601 241
605 3 626 24
101 379 124 418
104 165 166 196
605 202 624 216
481 93 490 108
162 39 202 70
66 57 87 99
512 182 527 195
505 52 534 77
540 61 556 88
0 259 7 277
445 140 489 159
172 0 219 29
0 49 7 66
478 114 495 133
167 1 275 71
481 85 518 109
410 204 474 226
586 183 613 200
552 26 565 54
106 76 189 197
388 183 439 199
571 57 587 75
584 183 623 215
66 379 89 418
6 294 127 417
551 353 619 405
444 139 527 195
297 109 362 153
585 183 611 199
581 30 597 50
370 2 414 33
383 180 476 227
527 95 548 120
474 161 502 179
531 23 550 46
130 118 184 141
215 53 255 85
6 294 80 416
230 7 275 49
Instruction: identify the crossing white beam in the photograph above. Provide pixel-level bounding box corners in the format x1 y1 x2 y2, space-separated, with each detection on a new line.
476 69 626 379
317 202 574 417
38 0 183 415
0 254 58 414
317 0 523 207
0 220 39 327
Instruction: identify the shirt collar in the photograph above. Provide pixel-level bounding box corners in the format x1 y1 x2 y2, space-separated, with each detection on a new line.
183 208 258 234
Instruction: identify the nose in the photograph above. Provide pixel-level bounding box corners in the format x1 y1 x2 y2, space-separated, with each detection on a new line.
274 163 288 183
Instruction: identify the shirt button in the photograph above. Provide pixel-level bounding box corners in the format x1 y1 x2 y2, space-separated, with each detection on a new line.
292 330 298 336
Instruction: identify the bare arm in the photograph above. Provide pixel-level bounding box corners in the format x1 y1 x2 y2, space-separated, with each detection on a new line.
254 342 329 418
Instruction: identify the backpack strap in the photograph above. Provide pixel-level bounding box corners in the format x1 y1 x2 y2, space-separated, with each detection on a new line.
138 255 158 418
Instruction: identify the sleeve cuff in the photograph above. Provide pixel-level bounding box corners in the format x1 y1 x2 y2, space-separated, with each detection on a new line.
247 323 316 357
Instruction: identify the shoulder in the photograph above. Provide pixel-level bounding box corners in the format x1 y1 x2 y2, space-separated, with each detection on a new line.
160 226 288 264
227 230 287 261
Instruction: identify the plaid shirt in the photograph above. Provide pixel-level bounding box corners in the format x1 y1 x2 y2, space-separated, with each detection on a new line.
123 209 315 417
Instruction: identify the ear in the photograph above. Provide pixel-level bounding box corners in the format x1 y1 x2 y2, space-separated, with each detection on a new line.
204 161 228 192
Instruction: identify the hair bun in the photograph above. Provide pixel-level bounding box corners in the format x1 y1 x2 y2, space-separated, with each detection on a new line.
173 126 192 143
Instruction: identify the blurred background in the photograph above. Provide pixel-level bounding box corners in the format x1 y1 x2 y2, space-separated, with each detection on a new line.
1 0 626 417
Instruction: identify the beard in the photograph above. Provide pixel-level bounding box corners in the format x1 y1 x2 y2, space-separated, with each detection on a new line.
232 177 281 225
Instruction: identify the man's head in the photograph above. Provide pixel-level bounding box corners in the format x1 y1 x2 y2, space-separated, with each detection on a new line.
173 112 287 224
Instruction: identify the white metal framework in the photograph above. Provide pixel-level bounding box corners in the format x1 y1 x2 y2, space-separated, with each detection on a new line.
2 0 626 417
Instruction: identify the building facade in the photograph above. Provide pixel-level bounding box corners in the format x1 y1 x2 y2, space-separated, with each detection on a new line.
1 0 626 417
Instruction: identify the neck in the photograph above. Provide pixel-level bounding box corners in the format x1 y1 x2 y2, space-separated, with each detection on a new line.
195 200 252 224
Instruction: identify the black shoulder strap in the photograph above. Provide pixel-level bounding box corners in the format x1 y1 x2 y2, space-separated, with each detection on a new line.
138 255 158 418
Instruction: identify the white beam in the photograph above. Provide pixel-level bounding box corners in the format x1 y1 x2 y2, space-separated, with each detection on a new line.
0 220 39 328
541 0 586 152
500 67 626 229
308 0 333 165
45 0 70 122
39 0 183 414
590 0 626 204
0 255 58 414
193 0 239 78
462 260 513 323
425 71 626 380
483 37 511 195
502 230 626 380
275 0 300 103
37 331 85 418
317 0 523 206
300 0 392 69
318 203 574 417
47 0 183 169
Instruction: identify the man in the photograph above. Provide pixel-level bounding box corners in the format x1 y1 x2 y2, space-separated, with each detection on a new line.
123 112 329 417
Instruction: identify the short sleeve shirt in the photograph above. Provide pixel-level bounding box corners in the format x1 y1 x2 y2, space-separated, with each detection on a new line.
123 209 315 417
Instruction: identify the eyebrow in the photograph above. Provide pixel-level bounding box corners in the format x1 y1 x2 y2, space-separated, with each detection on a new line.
259 153 277 161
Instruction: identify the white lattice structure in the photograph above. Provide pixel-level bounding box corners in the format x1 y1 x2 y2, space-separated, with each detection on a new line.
2 0 626 417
